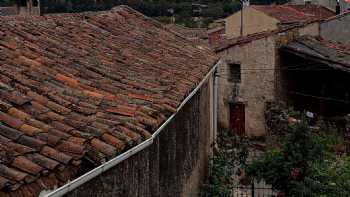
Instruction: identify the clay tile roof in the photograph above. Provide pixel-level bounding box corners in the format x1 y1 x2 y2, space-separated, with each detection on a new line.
0 5 217 196
251 4 336 23
281 36 350 72
165 24 209 39
322 9 350 22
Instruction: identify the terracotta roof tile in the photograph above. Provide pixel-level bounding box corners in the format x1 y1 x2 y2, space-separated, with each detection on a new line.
7 108 31 121
17 135 46 150
0 112 24 129
19 124 41 136
4 91 31 106
11 156 43 175
36 133 61 147
0 5 217 195
90 138 117 158
40 146 72 165
0 124 23 141
26 154 59 171
68 137 86 146
48 129 71 139
26 119 51 132
106 105 137 117
55 74 79 87
7 142 35 155
101 133 125 150
55 141 85 156
27 91 49 105
117 126 142 144
0 164 28 182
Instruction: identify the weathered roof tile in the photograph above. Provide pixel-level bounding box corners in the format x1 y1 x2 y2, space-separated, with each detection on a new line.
11 156 43 175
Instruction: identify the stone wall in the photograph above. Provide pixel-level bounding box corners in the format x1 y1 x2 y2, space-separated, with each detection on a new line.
66 77 214 197
321 14 350 44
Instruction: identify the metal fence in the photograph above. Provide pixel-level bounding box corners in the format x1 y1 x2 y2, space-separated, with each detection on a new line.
232 181 276 197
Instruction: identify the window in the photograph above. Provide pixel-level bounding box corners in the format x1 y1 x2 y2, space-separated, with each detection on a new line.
229 63 241 83
33 0 39 7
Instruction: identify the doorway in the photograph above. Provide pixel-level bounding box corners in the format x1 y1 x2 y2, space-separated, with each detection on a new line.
229 102 245 135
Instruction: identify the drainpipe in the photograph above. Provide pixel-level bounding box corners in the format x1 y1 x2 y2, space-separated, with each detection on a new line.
240 1 244 36
44 59 222 197
213 69 218 148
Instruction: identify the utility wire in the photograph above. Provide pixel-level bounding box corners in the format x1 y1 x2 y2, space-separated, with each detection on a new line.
287 91 350 104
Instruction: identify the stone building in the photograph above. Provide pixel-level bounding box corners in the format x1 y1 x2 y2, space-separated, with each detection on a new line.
0 6 220 197
320 11 350 44
224 4 335 38
213 22 321 137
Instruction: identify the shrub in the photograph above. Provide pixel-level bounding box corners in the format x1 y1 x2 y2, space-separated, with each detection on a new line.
246 118 348 196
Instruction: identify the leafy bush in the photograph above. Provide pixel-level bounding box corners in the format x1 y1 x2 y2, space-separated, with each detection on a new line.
245 118 349 197
201 148 235 197
201 131 250 197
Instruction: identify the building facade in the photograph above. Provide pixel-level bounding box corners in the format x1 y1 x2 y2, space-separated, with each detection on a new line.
214 23 320 137
224 4 334 38
320 11 350 44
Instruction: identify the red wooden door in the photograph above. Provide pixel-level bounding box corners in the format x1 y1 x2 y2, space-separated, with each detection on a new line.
230 103 245 135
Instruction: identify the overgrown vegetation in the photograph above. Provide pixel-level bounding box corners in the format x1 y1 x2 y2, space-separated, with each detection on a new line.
246 116 350 197
201 131 250 197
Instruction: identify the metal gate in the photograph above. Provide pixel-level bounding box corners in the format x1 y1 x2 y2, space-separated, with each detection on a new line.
232 181 275 197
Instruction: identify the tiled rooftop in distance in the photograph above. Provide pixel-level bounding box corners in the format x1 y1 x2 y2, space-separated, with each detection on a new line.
0 5 218 196
251 4 335 23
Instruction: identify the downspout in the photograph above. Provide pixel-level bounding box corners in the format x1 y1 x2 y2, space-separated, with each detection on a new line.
214 68 218 146
213 70 218 146
44 59 222 197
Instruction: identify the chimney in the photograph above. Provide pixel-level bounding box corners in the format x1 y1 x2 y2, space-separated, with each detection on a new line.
336 0 341 14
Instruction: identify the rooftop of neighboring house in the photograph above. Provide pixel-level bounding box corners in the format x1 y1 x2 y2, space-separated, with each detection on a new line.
0 6 218 196
207 26 225 34
321 9 350 22
165 24 209 40
251 4 336 24
213 23 307 52
0 7 17 16
281 36 350 72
